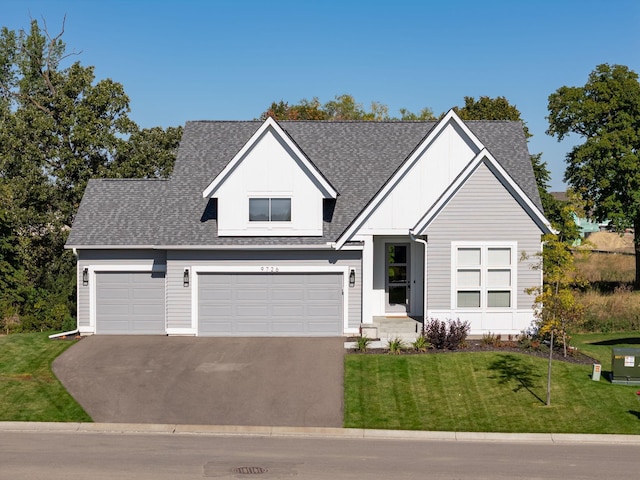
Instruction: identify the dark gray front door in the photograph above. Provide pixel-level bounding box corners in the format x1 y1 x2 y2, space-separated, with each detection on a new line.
95 271 166 334
198 272 343 336
386 243 410 313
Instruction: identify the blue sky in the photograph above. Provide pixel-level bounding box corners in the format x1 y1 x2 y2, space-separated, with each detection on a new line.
4 0 640 190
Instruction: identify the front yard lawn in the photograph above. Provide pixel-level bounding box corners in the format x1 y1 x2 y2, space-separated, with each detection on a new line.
0 333 91 422
344 348 640 434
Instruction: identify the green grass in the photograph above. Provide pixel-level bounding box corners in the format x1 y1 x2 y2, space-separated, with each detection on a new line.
572 331 640 370
0 333 91 422
345 350 640 433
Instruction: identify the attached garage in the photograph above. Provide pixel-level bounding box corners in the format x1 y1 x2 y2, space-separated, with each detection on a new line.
95 271 166 334
197 272 344 336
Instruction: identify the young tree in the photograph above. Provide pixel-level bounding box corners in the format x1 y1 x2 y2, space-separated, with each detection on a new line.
547 64 640 288
527 234 585 405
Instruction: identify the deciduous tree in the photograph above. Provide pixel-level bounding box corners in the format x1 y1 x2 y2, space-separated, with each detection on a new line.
0 18 181 331
547 64 640 287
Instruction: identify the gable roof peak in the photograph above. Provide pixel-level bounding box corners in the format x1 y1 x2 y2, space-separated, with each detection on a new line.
201 116 338 199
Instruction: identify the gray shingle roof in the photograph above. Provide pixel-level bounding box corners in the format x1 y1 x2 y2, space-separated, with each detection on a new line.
66 120 542 248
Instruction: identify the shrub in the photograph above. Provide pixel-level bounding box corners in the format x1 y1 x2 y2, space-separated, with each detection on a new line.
356 335 372 352
446 319 471 350
387 337 405 355
518 331 541 351
481 331 502 347
425 318 470 350
424 318 448 349
412 335 430 352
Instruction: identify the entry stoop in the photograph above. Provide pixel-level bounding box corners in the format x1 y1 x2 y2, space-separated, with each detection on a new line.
369 317 423 342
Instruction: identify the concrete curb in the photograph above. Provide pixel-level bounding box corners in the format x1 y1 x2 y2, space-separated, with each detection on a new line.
1 422 639 444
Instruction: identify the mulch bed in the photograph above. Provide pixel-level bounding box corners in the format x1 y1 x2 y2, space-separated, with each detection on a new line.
347 339 598 365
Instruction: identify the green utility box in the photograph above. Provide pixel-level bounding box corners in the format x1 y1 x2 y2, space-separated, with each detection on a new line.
611 348 640 385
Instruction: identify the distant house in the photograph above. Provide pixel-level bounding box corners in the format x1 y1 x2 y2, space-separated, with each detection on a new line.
66 110 552 337
550 192 610 245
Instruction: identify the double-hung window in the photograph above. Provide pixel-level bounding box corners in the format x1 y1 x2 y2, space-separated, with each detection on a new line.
249 198 291 222
453 243 515 309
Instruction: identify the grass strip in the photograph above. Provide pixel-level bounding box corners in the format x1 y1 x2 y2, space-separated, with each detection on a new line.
0 333 91 422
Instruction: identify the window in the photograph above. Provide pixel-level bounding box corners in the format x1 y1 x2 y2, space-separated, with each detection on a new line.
249 198 291 222
453 244 515 309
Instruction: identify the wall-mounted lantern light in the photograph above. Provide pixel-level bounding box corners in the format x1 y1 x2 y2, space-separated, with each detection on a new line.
349 268 356 287
82 268 89 286
183 268 190 287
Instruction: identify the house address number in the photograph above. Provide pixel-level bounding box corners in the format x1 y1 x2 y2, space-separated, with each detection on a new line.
260 266 280 272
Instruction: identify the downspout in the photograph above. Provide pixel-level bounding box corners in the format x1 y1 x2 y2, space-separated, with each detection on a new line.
50 248 80 339
48 329 80 339
409 230 427 335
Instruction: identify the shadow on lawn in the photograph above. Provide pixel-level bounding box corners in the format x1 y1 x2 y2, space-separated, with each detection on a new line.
630 410 640 420
591 337 640 345
488 354 544 404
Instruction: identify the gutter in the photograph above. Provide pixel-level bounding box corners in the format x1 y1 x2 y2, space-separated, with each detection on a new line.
65 244 344 251
409 230 427 335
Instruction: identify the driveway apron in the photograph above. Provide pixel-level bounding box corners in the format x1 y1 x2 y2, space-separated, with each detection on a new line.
52 336 344 427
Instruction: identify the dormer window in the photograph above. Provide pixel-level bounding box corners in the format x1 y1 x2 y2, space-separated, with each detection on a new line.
249 198 291 222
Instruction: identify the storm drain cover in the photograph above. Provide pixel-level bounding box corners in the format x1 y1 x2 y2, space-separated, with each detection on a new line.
204 461 296 478
233 466 268 475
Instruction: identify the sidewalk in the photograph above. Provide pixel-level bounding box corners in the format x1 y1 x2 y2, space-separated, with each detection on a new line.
2 422 639 444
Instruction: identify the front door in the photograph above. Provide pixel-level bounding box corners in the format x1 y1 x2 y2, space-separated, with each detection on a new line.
386 243 410 313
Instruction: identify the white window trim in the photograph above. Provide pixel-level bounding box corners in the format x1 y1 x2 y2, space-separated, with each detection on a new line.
249 196 292 223
450 242 517 311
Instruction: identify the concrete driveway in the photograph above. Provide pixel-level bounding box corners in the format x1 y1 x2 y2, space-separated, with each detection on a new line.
52 336 344 427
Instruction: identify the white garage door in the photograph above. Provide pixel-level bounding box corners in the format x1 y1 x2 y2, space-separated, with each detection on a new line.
198 273 343 336
95 271 165 334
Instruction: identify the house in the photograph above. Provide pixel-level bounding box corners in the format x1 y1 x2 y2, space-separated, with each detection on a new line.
65 110 552 337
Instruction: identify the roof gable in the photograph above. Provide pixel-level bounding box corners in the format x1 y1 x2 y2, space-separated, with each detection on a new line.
334 110 485 247
411 149 552 235
202 116 338 199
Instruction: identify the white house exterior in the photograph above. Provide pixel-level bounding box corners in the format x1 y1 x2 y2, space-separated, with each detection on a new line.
66 111 551 337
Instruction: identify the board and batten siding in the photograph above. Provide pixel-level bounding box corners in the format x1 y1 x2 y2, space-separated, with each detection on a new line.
76 250 167 330
166 249 362 332
424 162 543 332
359 120 478 235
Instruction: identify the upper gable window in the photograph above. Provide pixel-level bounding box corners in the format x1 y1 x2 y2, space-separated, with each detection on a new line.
249 198 291 222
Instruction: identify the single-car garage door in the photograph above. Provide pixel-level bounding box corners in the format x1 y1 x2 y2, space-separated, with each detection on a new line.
95 271 166 334
198 273 343 336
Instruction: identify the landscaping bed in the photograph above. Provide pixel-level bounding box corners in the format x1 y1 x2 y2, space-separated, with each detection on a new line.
347 339 598 365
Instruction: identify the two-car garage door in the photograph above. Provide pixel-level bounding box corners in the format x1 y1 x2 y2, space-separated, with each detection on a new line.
198 272 344 336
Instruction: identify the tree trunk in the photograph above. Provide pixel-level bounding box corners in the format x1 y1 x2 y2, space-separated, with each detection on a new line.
635 216 640 291
547 330 553 406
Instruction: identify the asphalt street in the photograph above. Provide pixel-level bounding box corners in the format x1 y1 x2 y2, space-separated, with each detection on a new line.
1 427 639 480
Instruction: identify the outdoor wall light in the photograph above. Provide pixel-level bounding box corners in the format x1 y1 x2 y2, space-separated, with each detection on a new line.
349 268 356 287
183 268 190 287
82 268 89 286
